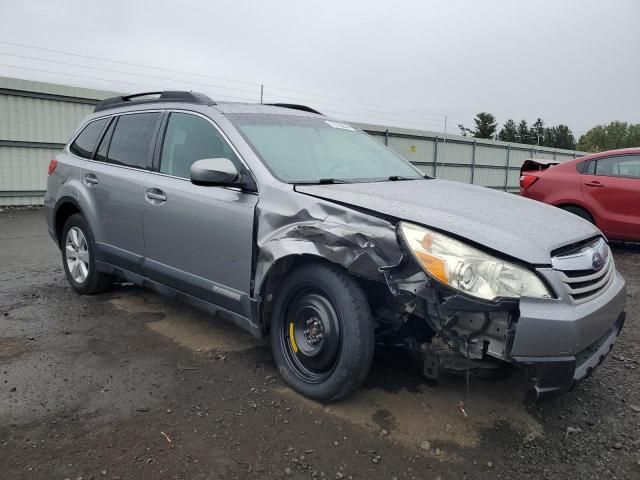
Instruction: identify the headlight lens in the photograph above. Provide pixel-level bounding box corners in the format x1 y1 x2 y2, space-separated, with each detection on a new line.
399 222 551 301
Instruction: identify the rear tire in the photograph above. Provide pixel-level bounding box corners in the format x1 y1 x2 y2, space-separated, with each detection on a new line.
61 214 113 295
559 205 595 224
270 262 374 402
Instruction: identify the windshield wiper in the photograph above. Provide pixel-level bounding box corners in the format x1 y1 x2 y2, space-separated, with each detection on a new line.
319 178 351 184
387 175 420 181
294 178 352 185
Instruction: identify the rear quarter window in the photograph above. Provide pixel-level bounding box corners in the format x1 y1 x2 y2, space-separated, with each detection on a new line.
69 118 109 159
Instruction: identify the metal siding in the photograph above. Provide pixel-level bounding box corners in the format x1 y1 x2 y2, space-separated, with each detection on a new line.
387 134 434 166
435 164 472 183
537 151 556 160
0 196 44 207
508 148 533 168
440 140 473 164
476 144 507 166
0 146 58 191
0 95 94 143
368 132 386 145
507 169 522 187
556 153 576 162
473 166 508 187
0 76 118 100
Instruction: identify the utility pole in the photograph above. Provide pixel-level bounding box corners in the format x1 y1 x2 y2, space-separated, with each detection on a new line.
260 84 264 104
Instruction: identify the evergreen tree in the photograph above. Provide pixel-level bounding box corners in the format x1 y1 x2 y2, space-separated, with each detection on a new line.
554 124 576 150
543 127 556 147
517 120 530 144
532 118 545 146
473 113 498 139
498 119 518 142
458 113 498 139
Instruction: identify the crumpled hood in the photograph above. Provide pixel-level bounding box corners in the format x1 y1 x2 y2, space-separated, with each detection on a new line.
295 179 600 265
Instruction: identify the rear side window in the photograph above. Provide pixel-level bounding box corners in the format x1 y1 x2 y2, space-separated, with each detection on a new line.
94 118 115 162
69 118 108 159
159 112 241 179
595 155 640 179
107 112 162 169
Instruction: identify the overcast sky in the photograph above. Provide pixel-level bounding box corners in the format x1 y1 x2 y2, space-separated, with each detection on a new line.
0 0 638 136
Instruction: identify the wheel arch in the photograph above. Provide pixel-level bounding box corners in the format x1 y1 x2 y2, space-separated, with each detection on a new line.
53 196 84 248
554 202 596 224
257 253 364 332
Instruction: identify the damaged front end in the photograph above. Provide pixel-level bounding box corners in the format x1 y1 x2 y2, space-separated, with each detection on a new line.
253 185 626 402
254 187 523 393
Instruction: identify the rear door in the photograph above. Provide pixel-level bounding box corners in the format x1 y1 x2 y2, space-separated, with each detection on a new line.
142 111 257 316
581 154 640 239
82 111 162 273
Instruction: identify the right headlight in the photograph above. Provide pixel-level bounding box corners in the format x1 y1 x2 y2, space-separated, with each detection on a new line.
399 222 551 301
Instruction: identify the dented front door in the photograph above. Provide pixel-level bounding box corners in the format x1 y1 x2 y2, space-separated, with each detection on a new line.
142 111 258 315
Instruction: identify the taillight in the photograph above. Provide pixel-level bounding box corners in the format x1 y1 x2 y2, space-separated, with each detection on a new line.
520 175 539 190
48 158 58 175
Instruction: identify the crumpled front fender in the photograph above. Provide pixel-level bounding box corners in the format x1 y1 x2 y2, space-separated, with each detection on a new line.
253 185 404 296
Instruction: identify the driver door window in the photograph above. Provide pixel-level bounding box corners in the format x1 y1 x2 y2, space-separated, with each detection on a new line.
160 112 240 179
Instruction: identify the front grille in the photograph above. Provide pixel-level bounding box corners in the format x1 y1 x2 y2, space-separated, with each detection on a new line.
552 238 614 304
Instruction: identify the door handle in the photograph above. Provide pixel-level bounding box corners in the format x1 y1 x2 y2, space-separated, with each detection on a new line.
145 188 167 203
84 173 98 186
584 181 604 187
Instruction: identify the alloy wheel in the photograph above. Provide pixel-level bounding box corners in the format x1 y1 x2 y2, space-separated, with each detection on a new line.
65 226 90 283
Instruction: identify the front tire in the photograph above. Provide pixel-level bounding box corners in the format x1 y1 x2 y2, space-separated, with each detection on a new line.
61 214 113 295
270 262 375 402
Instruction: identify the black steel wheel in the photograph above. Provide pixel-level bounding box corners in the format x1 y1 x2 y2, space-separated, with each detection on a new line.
280 286 342 383
270 262 374 402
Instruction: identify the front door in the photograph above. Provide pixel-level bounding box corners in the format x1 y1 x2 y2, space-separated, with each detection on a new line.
142 111 257 315
582 154 640 240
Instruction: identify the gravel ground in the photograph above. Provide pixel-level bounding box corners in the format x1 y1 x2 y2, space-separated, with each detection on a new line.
1 207 639 480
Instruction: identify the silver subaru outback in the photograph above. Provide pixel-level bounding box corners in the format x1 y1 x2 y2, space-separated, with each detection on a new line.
44 91 626 402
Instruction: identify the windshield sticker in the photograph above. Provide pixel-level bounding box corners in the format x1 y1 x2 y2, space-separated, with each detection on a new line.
325 120 355 131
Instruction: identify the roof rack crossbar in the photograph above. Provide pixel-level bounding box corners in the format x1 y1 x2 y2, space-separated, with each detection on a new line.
265 103 323 115
94 91 216 112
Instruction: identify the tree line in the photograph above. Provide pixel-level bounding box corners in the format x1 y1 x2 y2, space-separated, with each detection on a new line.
576 121 640 152
458 113 640 152
458 113 576 150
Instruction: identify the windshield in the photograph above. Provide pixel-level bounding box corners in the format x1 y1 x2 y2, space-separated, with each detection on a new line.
228 114 423 183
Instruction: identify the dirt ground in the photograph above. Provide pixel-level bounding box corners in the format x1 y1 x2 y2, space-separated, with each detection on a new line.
1 208 639 480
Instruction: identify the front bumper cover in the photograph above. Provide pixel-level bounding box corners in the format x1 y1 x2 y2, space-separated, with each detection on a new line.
515 311 625 402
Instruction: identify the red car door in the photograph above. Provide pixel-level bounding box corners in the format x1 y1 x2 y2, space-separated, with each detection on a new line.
581 154 640 240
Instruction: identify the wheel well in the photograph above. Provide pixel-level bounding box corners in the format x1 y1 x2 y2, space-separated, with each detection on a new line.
258 255 371 332
54 202 81 247
555 203 595 223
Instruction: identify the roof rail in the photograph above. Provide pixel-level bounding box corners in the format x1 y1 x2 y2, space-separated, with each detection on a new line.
94 91 216 112
265 103 323 115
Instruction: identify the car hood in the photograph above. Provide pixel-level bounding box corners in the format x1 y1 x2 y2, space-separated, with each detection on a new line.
295 179 600 265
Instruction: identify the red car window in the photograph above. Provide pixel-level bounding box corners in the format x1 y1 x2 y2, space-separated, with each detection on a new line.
594 155 640 179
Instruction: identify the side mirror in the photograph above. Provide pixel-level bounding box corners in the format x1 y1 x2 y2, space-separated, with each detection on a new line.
190 158 240 187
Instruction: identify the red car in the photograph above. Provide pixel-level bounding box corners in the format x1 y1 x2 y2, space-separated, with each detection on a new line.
520 148 640 241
